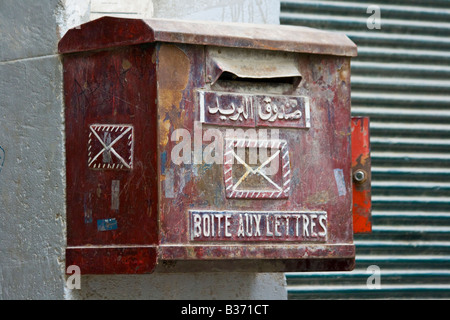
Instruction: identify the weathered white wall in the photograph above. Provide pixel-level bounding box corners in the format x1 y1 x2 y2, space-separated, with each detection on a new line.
56 0 91 37
0 0 285 300
90 0 153 20
152 0 279 24
0 0 67 299
67 273 287 300
88 0 279 24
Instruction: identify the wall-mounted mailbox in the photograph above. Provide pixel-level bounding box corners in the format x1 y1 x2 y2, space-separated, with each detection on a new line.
59 17 370 274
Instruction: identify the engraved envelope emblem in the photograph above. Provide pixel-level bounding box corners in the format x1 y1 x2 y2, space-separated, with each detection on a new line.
224 139 291 199
88 124 133 170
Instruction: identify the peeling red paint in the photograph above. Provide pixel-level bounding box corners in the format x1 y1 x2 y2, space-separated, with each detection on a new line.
351 117 372 233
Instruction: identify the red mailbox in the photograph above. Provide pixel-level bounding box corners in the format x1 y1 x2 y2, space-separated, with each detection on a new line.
59 17 371 274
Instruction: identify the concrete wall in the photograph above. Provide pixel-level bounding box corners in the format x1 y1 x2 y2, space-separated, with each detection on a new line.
0 0 285 300
152 0 279 24
0 0 67 299
88 0 279 24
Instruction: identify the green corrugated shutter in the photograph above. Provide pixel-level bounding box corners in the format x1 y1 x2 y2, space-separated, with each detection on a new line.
282 0 450 299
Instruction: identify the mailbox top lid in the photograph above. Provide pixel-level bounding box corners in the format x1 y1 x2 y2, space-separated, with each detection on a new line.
58 16 357 57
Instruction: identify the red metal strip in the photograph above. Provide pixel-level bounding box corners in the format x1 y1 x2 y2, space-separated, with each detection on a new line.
159 244 354 260
351 117 372 233
66 247 157 274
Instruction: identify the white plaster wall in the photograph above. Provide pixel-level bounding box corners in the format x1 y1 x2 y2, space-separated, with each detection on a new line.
0 0 67 299
152 0 280 24
66 273 287 300
88 0 279 24
90 0 154 20
56 0 91 37
0 0 285 300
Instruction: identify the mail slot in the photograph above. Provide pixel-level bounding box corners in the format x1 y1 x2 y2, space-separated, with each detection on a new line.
59 17 370 274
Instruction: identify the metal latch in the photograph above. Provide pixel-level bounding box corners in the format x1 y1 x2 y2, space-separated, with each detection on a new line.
351 117 372 233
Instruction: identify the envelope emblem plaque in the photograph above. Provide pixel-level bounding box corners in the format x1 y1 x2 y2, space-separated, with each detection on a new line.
224 138 291 199
88 124 134 170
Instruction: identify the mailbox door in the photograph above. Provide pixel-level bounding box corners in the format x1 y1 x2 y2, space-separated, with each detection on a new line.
64 44 159 274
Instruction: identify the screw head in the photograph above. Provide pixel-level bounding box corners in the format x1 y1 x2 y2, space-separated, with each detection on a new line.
353 169 367 183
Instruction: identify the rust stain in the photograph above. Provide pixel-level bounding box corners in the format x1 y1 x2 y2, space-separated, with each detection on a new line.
306 190 331 204
96 184 102 198
151 50 157 64
158 44 190 145
160 119 172 147
122 59 132 71
338 63 350 83
158 44 190 99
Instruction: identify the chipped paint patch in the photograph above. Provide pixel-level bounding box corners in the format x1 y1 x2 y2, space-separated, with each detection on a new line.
84 193 93 224
111 180 120 211
160 119 172 147
161 151 167 175
97 218 118 231
122 58 132 70
333 168 347 196
165 168 175 198
158 44 190 147
306 190 330 204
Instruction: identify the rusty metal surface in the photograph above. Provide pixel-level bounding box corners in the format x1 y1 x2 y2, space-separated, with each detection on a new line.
61 18 358 274
64 44 159 273
351 117 372 233
157 43 354 271
154 257 355 273
58 16 357 57
159 244 354 261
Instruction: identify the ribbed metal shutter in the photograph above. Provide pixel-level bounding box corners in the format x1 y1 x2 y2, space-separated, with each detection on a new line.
281 0 450 299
